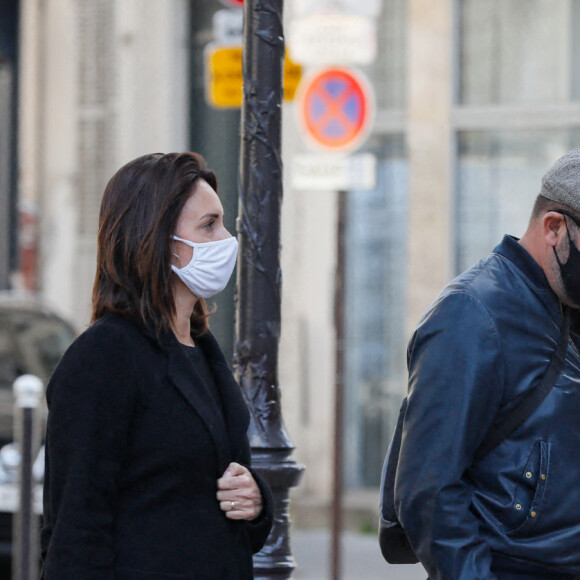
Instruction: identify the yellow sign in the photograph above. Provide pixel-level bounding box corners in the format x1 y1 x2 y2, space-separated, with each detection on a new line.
205 46 302 108
284 54 302 101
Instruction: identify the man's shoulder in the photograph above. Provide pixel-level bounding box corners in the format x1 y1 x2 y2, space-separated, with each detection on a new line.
420 251 543 330
429 254 499 307
443 251 532 307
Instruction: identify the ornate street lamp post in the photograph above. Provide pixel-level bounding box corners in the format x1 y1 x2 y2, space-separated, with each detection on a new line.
235 0 304 578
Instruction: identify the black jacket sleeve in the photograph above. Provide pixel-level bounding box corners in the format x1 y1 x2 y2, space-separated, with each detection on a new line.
41 324 139 579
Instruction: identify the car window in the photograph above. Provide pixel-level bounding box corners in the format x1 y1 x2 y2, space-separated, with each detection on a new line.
4 310 75 385
0 308 75 446
0 323 23 442
0 322 25 391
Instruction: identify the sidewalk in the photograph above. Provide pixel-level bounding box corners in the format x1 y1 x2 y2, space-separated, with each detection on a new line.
291 528 427 580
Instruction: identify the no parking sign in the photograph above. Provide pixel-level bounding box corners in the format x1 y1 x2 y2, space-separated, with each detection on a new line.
296 66 374 152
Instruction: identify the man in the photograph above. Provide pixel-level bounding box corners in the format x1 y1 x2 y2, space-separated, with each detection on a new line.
394 148 580 579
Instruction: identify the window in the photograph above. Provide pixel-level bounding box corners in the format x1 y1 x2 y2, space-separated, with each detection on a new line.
459 0 580 105
343 137 407 488
455 0 580 273
456 129 580 271
342 0 407 489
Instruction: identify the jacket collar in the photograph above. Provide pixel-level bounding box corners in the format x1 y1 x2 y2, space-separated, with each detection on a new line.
163 329 232 474
194 332 252 460
493 234 562 319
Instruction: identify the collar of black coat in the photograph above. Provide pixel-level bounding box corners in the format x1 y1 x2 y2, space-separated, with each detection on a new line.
134 316 225 361
98 314 229 372
110 314 236 473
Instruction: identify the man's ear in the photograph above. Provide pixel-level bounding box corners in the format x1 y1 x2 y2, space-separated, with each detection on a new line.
542 212 566 247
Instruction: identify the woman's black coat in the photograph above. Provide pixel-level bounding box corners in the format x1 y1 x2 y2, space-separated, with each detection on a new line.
41 314 273 579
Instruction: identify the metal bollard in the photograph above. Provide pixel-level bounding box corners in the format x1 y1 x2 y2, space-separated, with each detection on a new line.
12 375 43 580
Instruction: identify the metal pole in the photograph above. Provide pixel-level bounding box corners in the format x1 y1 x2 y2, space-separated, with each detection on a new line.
330 191 346 580
236 0 304 578
0 60 12 290
12 375 43 580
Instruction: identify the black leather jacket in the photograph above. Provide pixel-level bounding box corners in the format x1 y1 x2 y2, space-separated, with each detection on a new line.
396 235 580 579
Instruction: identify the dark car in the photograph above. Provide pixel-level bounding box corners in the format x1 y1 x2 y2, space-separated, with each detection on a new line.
0 293 76 564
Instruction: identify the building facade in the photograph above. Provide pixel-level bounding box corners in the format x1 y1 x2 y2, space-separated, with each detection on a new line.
4 0 580 527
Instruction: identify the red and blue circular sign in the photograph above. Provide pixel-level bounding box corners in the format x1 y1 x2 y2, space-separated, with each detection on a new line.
297 67 374 152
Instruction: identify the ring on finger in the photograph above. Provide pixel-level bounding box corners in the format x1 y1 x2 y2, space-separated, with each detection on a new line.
230 500 236 511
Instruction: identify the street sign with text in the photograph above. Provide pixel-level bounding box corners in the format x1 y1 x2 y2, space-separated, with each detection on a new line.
292 0 381 17
213 9 243 44
291 153 377 191
289 14 376 65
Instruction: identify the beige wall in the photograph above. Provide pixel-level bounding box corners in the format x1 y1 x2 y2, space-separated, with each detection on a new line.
406 0 453 331
18 0 80 319
18 0 190 330
280 110 338 497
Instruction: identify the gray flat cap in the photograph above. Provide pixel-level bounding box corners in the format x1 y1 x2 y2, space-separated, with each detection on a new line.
540 147 580 212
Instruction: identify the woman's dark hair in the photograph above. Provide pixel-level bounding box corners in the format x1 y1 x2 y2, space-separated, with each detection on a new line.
91 152 218 337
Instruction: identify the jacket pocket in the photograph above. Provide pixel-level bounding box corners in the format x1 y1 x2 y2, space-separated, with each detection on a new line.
505 440 549 536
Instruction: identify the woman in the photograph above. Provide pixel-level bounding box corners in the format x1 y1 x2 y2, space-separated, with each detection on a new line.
41 152 273 579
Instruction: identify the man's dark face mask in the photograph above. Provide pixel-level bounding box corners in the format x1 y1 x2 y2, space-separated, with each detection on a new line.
550 209 580 306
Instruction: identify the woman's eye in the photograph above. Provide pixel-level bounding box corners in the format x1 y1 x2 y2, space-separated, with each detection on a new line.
204 219 216 229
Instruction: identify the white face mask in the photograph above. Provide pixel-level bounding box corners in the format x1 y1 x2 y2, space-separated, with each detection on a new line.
171 235 238 299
